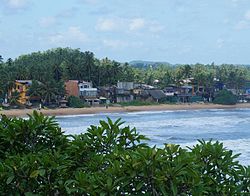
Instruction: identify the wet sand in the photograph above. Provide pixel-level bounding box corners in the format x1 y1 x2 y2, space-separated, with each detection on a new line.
1 103 250 118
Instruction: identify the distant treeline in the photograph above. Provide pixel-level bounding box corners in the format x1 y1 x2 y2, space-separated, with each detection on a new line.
0 47 249 98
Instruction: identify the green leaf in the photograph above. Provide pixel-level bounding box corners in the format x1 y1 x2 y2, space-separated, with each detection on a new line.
6 175 14 184
30 170 39 178
136 182 144 191
39 169 46 176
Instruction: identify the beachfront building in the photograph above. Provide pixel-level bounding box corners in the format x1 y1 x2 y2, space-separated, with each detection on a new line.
115 82 134 103
144 89 167 103
79 81 97 97
133 83 155 101
177 85 193 103
79 81 99 106
11 80 33 104
65 80 99 106
98 86 116 103
65 80 79 97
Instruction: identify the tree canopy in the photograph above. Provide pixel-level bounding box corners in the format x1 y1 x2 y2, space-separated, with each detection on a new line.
0 48 249 104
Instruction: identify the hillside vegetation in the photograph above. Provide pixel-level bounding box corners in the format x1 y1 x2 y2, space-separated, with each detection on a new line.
0 48 249 98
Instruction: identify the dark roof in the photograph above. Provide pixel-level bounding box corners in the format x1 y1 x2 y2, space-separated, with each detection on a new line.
140 90 150 97
146 90 167 100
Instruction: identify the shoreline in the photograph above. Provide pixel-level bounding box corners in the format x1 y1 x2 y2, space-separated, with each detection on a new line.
1 103 250 117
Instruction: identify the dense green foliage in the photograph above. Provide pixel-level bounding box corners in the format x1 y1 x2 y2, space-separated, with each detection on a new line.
0 111 249 195
0 48 249 105
68 96 86 108
213 89 237 105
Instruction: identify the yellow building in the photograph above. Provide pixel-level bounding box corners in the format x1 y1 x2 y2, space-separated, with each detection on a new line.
13 80 32 104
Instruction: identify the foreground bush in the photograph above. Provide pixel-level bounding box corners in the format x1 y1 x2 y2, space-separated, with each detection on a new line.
213 89 237 105
0 111 249 195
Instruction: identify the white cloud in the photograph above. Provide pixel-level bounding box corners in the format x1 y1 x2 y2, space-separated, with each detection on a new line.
96 18 118 31
96 17 165 34
245 10 250 20
149 23 165 33
78 0 99 4
56 7 78 18
102 39 144 50
102 39 128 49
4 0 29 9
85 0 98 3
216 38 224 48
39 16 57 28
46 26 88 45
234 10 250 30
235 20 249 30
129 18 145 31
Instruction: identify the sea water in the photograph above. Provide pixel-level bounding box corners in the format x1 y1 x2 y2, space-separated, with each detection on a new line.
56 108 250 165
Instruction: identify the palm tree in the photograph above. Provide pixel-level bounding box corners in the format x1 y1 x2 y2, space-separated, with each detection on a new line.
9 90 20 106
38 80 64 105
0 55 3 64
52 64 63 81
6 58 13 67
83 51 95 81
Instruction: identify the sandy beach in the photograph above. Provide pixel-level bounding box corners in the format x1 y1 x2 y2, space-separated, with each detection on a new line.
1 103 250 117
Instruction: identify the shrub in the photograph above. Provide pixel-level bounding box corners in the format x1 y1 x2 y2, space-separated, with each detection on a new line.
67 96 86 108
0 111 249 195
213 89 237 105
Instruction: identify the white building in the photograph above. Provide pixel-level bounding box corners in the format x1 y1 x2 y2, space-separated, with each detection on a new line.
78 81 99 105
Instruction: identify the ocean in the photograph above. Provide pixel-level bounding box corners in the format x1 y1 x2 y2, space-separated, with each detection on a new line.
56 108 250 165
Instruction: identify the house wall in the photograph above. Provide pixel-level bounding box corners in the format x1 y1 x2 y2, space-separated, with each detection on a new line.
116 95 134 103
13 81 31 104
79 89 98 97
65 80 79 97
117 82 134 90
78 81 93 89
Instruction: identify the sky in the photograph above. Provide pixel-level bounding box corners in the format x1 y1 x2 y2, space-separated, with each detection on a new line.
0 0 250 64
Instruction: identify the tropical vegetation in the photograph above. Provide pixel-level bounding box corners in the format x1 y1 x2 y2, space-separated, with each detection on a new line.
68 95 87 108
0 48 249 105
213 89 238 105
0 111 249 195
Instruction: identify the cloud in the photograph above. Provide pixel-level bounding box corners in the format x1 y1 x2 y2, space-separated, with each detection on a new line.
56 7 79 18
129 18 145 31
235 10 250 30
102 39 144 50
231 0 239 4
3 0 30 9
77 0 99 5
45 26 89 45
148 22 165 33
235 20 249 30
96 17 165 34
39 16 57 28
245 10 250 20
216 38 225 48
96 18 119 31
84 0 98 3
89 6 113 15
1 0 31 14
39 7 79 28
102 39 128 49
